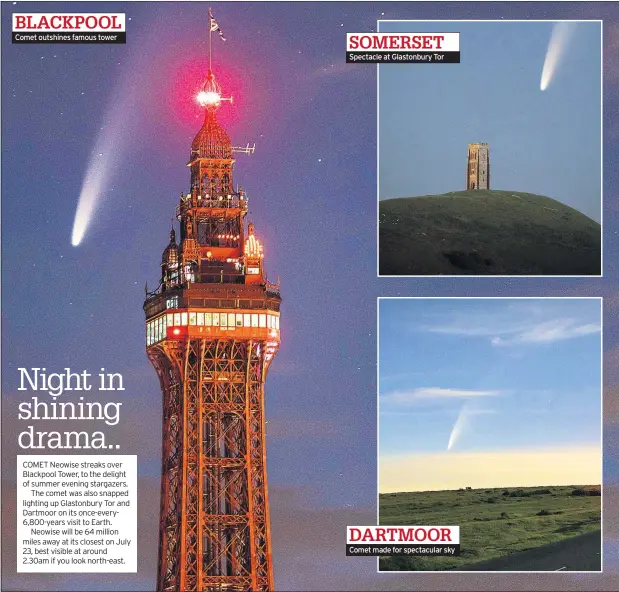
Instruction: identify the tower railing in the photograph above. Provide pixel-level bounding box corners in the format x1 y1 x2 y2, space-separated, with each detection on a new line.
176 194 248 218
145 274 280 304
265 277 281 297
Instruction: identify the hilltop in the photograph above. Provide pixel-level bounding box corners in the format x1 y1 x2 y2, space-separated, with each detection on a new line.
379 190 601 275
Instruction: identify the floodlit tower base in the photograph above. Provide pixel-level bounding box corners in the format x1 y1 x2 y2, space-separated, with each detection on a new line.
149 331 276 591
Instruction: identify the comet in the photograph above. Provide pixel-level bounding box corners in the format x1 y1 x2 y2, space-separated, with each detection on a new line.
447 401 471 451
447 400 498 451
71 137 113 246
540 22 577 92
71 17 160 247
71 83 137 247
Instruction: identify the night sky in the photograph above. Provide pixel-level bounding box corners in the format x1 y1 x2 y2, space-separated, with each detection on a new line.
2 2 619 591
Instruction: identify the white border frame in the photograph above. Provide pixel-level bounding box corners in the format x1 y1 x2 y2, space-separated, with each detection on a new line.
376 296 604 574
376 20 604 278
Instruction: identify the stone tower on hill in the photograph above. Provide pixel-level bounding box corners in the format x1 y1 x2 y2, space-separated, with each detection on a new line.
467 143 490 190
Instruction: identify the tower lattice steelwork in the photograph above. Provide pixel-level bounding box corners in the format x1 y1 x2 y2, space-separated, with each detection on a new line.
144 54 280 591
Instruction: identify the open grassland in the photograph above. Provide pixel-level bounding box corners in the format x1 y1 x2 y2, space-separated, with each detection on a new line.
379 190 601 275
379 485 601 571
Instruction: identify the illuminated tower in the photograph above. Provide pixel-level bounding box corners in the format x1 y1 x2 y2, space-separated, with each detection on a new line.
466 143 490 190
144 64 281 591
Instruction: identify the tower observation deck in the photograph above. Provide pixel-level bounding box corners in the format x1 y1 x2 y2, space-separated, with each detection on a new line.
143 44 281 591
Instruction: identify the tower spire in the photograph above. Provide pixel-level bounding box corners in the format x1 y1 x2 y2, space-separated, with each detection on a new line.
209 6 212 71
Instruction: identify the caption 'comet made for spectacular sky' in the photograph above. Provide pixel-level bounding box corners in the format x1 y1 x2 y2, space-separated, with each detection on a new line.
540 22 577 92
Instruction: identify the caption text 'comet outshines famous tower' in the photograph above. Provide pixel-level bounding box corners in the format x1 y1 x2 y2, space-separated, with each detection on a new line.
143 29 281 590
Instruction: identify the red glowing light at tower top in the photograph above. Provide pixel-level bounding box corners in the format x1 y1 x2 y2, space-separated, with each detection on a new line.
196 69 232 110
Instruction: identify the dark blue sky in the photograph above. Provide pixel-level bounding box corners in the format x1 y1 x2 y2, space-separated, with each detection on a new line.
2 2 619 591
379 20 602 222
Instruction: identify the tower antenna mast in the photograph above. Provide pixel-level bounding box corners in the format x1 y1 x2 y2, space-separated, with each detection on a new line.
208 6 212 71
207 6 226 71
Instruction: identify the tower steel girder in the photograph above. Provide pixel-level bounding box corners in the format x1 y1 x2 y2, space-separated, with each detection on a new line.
150 338 273 592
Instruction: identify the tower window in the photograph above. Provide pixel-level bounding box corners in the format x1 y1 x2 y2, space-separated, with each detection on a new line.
184 264 195 283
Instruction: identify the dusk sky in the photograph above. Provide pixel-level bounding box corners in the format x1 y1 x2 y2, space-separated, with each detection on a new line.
379 298 602 492
379 20 602 223
2 2 619 591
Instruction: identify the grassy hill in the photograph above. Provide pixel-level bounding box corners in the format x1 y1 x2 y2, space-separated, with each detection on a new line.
379 190 601 275
378 485 601 571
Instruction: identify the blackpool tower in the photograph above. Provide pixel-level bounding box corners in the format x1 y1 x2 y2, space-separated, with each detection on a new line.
143 33 281 591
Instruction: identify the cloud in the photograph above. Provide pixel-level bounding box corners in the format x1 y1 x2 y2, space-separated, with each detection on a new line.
426 323 519 337
421 302 600 347
383 387 502 405
380 445 602 493
491 318 601 346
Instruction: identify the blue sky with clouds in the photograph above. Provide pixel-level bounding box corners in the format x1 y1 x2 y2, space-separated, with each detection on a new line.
379 298 602 458
378 20 602 222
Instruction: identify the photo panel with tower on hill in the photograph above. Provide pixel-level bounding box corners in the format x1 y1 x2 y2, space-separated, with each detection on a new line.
376 20 602 277
376 297 603 573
